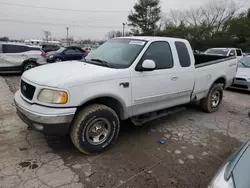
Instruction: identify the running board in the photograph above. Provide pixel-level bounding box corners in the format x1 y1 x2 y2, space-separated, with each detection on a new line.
131 106 186 126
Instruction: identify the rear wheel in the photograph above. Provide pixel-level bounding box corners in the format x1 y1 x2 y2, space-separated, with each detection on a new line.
23 62 37 72
200 84 223 113
70 104 120 154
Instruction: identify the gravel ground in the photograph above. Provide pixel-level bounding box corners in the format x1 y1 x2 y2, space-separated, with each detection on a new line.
1 74 250 188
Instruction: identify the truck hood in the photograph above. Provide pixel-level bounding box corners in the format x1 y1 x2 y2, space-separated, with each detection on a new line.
22 61 126 88
236 67 250 78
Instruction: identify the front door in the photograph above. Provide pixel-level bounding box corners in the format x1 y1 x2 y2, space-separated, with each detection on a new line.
130 41 180 116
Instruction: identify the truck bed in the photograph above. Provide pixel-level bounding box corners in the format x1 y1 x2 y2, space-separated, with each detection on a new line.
192 54 237 101
194 54 235 68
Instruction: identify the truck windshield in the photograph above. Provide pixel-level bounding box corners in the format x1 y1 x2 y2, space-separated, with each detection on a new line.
205 49 229 56
85 38 147 68
238 56 250 68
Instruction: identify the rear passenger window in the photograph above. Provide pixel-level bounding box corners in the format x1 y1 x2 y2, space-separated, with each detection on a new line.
3 44 29 53
236 50 242 56
141 41 173 69
175 41 191 67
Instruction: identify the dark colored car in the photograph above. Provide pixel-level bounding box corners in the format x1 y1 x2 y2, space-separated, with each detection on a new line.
208 111 250 188
42 46 88 63
42 44 60 53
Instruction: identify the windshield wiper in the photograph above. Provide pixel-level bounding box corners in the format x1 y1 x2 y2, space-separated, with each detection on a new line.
90 59 111 67
240 62 247 67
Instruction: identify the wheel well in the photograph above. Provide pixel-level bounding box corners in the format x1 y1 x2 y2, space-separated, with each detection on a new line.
76 97 124 119
214 77 226 88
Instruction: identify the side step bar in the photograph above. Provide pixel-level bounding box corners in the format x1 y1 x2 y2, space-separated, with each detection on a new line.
131 106 186 126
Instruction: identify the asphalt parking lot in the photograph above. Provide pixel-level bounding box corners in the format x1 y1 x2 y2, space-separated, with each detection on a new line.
1 75 250 188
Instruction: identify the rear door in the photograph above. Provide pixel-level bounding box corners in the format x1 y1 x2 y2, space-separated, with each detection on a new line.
63 48 83 60
174 41 195 103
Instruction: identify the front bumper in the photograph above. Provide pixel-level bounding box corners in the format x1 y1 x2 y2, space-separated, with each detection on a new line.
14 90 76 135
231 78 250 91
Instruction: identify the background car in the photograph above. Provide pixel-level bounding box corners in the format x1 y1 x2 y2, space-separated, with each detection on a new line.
0 42 41 73
208 137 250 187
37 46 88 65
205 48 243 62
41 44 60 53
231 55 250 91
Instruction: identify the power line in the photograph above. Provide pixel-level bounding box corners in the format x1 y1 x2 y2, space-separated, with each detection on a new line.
0 12 115 24
0 18 122 29
0 1 129 13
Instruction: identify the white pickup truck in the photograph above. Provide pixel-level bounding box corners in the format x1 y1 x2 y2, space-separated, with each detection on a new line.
14 37 237 154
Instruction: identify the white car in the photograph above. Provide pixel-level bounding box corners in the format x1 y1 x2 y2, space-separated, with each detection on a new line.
231 55 250 91
205 48 243 61
14 36 237 154
0 42 41 73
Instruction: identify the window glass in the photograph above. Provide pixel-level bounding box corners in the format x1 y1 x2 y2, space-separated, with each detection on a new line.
141 41 173 69
64 49 78 54
236 50 242 56
238 56 250 68
229 50 236 56
205 49 229 56
175 41 191 67
3 44 29 53
85 39 146 68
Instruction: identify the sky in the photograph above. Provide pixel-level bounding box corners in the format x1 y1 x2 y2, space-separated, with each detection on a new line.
0 0 249 40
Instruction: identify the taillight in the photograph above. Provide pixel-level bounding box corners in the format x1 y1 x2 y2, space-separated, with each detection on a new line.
41 51 46 57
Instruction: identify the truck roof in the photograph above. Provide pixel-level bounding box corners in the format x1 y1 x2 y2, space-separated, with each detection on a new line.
118 36 188 43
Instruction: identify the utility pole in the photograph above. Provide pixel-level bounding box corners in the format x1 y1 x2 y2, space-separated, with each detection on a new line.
42 30 51 43
66 27 69 45
122 23 126 36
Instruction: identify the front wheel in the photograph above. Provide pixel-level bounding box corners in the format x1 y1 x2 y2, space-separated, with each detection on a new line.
200 84 223 113
70 104 120 154
55 58 62 62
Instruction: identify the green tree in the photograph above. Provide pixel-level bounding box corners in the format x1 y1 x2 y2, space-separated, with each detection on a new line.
128 0 161 35
0 37 9 41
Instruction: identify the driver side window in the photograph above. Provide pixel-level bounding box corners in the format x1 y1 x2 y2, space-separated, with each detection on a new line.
139 41 173 70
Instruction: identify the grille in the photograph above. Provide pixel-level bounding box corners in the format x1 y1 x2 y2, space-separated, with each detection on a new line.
21 80 36 100
235 78 246 81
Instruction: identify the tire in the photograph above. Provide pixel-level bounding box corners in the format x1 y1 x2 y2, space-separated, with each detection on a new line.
23 62 37 72
200 84 223 113
55 58 62 62
70 104 120 154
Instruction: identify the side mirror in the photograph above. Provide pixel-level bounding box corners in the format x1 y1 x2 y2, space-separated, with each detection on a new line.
141 60 156 71
229 53 235 56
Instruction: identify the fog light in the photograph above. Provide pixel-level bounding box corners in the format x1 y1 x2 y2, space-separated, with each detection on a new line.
33 124 44 131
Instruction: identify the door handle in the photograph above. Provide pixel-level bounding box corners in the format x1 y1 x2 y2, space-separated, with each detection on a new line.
171 76 179 81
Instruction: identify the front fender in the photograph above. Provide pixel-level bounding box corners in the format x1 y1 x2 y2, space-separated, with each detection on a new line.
78 94 131 120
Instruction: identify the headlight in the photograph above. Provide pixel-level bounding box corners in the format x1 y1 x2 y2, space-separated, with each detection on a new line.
38 89 68 104
208 163 234 188
48 55 54 59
